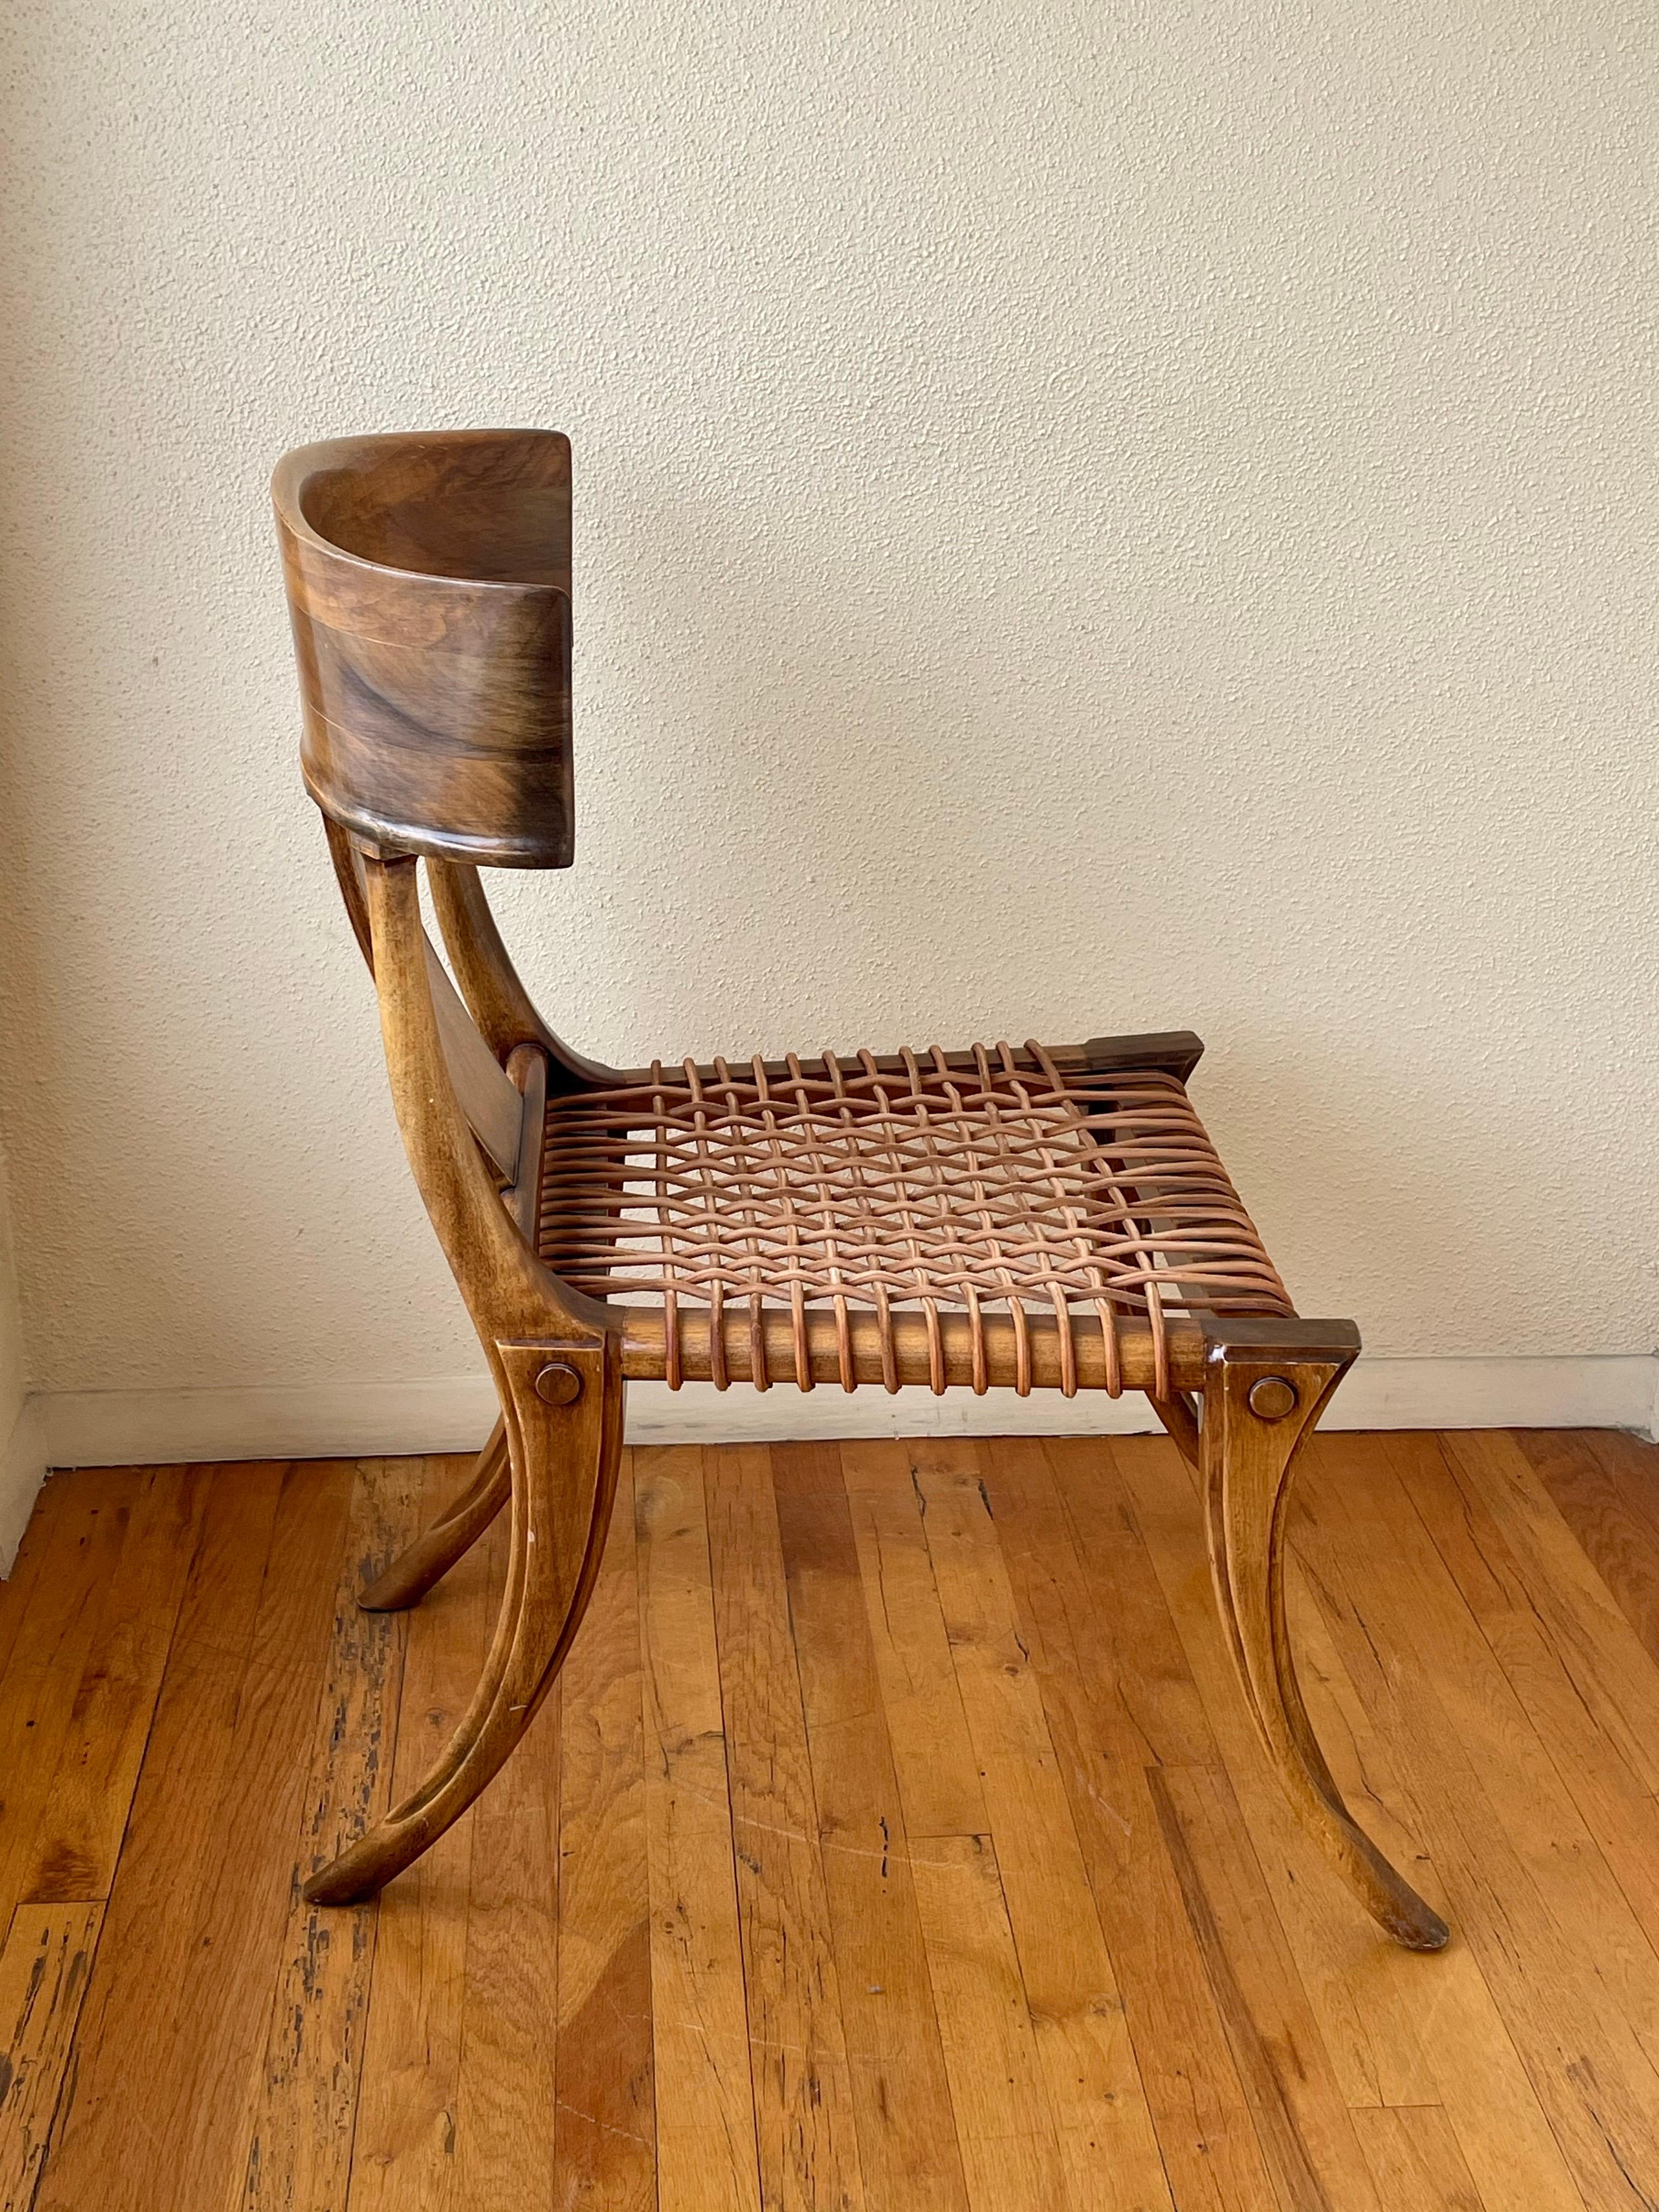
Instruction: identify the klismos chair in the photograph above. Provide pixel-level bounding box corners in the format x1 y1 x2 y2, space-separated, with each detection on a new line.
272 429 1448 1950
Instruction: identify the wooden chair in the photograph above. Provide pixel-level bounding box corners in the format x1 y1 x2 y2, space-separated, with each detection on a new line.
272 429 1448 1950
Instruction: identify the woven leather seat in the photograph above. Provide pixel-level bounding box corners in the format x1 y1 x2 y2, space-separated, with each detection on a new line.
539 1041 1291 1397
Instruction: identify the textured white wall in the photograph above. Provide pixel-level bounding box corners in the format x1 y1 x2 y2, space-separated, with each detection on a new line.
0 0 1655 1426
0 1156 24 1426
0 1147 41 1564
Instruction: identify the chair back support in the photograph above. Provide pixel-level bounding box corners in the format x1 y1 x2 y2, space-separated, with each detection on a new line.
316 816 527 1182
273 430 573 867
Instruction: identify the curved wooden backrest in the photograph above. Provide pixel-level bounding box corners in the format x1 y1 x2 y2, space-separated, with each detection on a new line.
273 430 573 867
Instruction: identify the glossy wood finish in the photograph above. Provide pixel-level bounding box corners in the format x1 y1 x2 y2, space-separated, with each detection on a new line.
1200 1317 1448 1949
300 855 622 1903
303 1337 621 1905
273 432 1426 1942
274 431 575 866
324 816 528 1182
618 1305 1208 1392
357 1314 1212 1620
428 859 620 1093
6 1430 1659 2211
357 1421 512 1612
601 1028 1209 1098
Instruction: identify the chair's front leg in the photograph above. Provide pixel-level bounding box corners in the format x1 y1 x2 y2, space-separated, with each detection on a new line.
1201 1317 1449 1951
305 1337 623 1905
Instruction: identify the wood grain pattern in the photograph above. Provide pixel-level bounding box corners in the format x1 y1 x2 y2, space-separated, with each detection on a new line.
1290 1433 1651 2210
1522 1428 1659 1665
634 1447 760 2212
1145 1761 1382 2212
910 1831 1072 2212
8 1427 1659 2210
0 1471 144 1927
704 1445 864 2212
1351 2104 1487 2212
300 854 623 1906
555 1452 655 2212
33 1462 354 2212
1115 1434 1449 2112
908 1442 1173 2212
0 1903 102 2212
18 1466 207 1907
840 1441 984 1843
1197 1320 1446 1950
345 1470 497 2211
239 1456 424 2212
772 1444 973 2212
0 1478 69 1691
983 1437 1282 2212
448 1513 562 2210
274 431 575 868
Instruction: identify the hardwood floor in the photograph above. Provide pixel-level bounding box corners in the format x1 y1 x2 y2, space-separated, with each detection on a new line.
2 1427 1658 2209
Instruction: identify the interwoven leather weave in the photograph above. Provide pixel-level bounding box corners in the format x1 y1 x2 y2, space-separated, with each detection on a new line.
538 1040 1292 1397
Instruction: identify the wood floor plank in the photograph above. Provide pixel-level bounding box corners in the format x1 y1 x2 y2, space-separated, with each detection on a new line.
634 1446 761 2212
1041 1436 1214 1767
1359 1434 1659 2068
30 1464 289 2212
705 1444 864 2212
1081 1439 1385 2212
910 1832 1070 2212
9 1434 1659 2212
1298 1433 1657 2211
1350 2104 1488 2212
1115 1430 1448 2114
1127 1429 1594 2212
20 1465 210 1904
238 1454 424 2212
0 1475 71 1689
910 1442 1174 2212
840 1441 985 1843
978 1437 1280 2212
1434 1431 1659 1792
772 1444 971 2212
0 1902 102 2212
1121 1421 1593 2212
1397 1432 1659 1974
555 1451 656 2212
1287 1580 1587 2212
1146 1762 1383 2212
450 1502 562 2208
1520 1430 1659 1667
0 1471 143 1923
1278 1441 1589 2212
34 1460 356 2212
346 1462 498 2212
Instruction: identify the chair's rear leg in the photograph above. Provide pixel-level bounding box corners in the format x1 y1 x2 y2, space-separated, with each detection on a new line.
1149 1391 1202 1468
1201 1317 1449 1952
359 1419 512 1611
306 1339 622 1905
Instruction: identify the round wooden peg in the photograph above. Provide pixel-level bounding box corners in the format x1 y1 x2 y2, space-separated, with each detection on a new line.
534 1361 583 1406
1248 1375 1298 1422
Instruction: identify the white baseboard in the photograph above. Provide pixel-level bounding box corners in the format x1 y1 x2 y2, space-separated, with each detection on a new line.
36 1353 1659 1470
1 1395 48 1573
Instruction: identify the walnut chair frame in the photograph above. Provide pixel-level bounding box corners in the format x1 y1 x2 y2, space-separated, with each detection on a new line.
273 429 1448 1950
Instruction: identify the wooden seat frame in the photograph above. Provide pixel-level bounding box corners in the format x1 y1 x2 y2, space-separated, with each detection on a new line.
274 431 1448 1950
